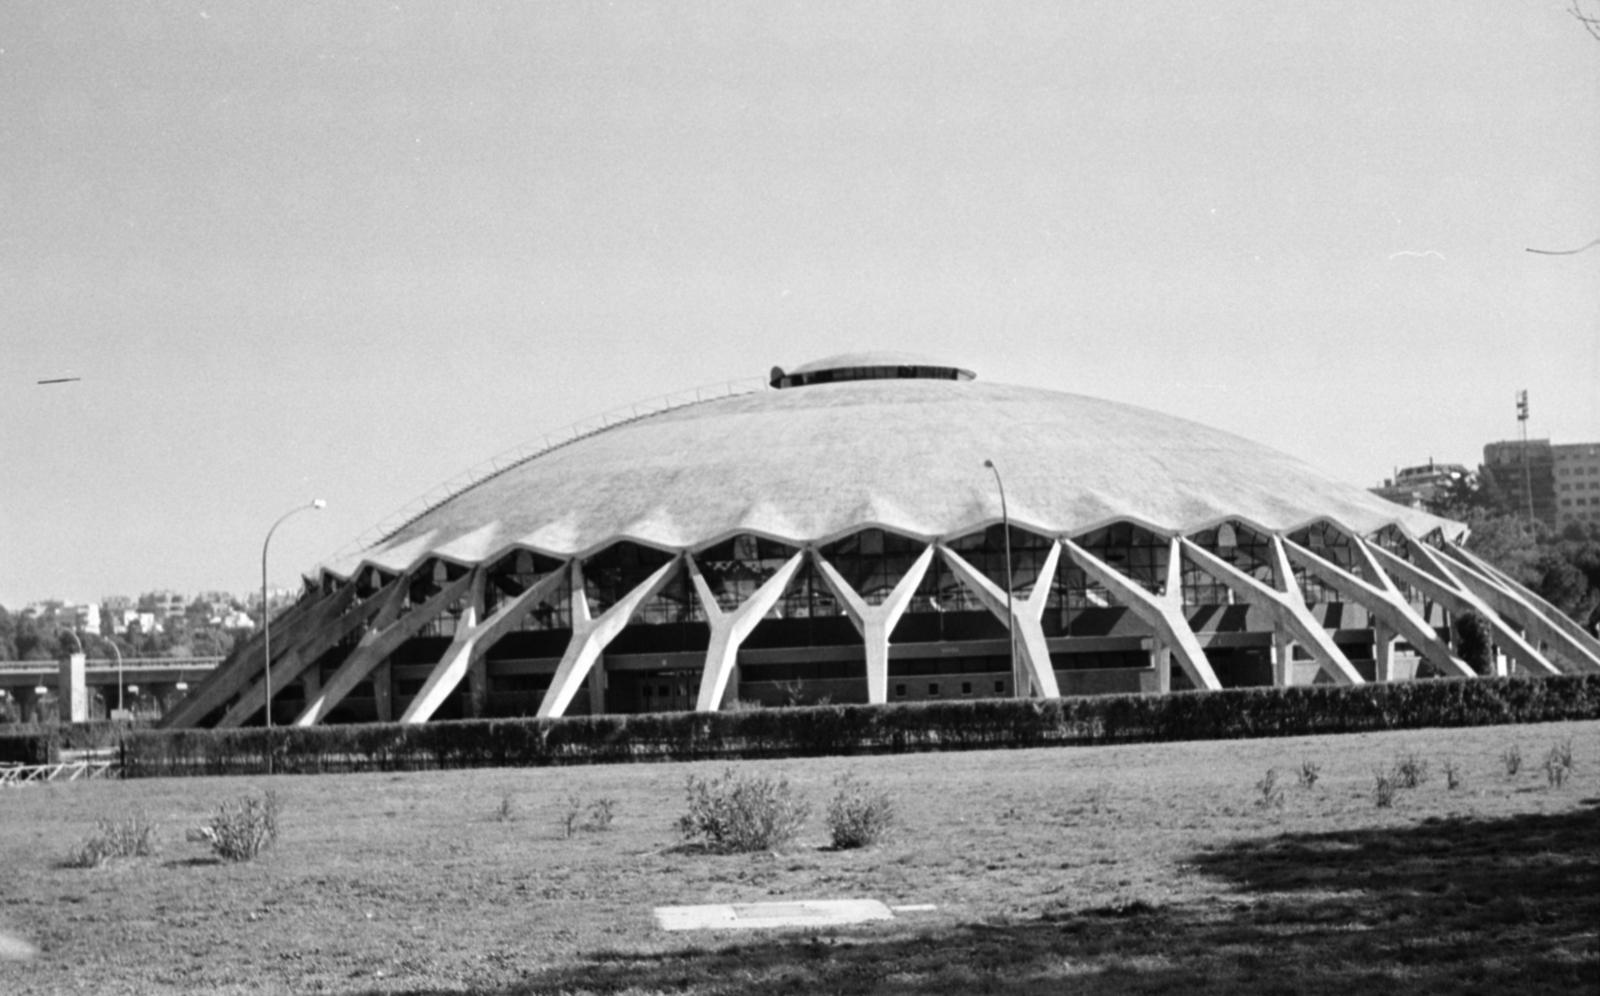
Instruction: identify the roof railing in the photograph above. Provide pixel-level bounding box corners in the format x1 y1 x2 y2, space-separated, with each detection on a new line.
323 375 768 565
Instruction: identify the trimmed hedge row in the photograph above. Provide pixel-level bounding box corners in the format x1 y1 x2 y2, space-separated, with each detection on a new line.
0 720 133 766
113 674 1600 778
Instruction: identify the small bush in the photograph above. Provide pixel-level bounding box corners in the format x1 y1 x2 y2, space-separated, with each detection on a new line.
559 794 617 837
1394 753 1429 790
66 810 159 868
825 774 895 849
1544 740 1573 788
495 793 515 822
1255 769 1284 809
1297 759 1321 789
560 794 583 838
587 797 617 831
1374 769 1397 808
1502 744 1523 777
1084 784 1112 814
207 791 281 862
679 767 810 853
1443 759 1462 791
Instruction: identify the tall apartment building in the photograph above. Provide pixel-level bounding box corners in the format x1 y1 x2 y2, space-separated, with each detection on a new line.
1482 439 1556 525
1553 442 1600 529
1482 438 1600 530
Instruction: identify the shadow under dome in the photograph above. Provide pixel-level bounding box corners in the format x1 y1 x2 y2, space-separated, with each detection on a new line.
339 378 1461 578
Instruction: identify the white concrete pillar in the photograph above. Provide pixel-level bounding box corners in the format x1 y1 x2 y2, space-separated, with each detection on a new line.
58 653 88 723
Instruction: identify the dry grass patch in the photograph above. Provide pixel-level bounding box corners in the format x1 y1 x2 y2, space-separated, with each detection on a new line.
0 720 1593 995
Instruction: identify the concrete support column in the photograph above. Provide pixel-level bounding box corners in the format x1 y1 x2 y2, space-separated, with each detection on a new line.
372 661 393 722
1272 631 1295 687
1150 639 1171 693
465 656 488 718
584 664 604 714
1373 621 1397 682
58 653 88 723
15 686 39 723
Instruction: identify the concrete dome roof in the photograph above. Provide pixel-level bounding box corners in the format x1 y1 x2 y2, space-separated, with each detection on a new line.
325 373 1461 578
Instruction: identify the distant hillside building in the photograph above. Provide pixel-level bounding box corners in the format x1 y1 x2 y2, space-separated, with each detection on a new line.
1371 460 1469 511
140 590 188 621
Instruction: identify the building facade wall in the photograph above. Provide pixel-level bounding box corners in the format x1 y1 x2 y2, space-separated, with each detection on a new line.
1553 442 1600 531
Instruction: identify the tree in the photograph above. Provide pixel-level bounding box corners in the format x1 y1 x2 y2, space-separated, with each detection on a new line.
0 606 16 660
1453 612 1496 675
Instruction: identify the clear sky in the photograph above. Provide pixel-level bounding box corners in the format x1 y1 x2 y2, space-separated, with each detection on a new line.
3 1 1597 608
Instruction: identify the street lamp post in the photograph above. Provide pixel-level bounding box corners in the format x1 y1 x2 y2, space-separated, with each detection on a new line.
982 460 1019 696
261 500 326 746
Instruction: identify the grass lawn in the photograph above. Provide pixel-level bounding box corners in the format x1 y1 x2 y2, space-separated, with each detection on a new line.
1 719 1596 995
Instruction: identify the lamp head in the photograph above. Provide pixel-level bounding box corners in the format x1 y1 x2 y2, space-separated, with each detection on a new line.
311 499 327 509
983 459 995 469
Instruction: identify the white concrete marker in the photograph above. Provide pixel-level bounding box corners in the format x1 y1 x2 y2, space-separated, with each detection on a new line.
655 899 894 931
0 931 37 961
890 904 937 913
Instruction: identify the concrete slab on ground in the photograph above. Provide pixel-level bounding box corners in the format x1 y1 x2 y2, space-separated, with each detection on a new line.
655 898 895 931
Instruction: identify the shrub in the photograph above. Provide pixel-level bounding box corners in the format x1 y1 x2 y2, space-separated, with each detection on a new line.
65 810 159 868
1297 759 1321 789
559 793 583 838
1503 744 1523 777
1453 612 1496 675
559 794 617 837
1255 769 1284 809
1393 753 1429 790
495 793 515 822
678 767 810 853
207 791 281 862
824 774 895 849
1443 759 1462 791
1374 769 1397 808
1544 740 1573 788
587 797 617 831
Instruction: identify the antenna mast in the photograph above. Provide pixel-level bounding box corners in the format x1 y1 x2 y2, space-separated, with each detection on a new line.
1517 390 1533 523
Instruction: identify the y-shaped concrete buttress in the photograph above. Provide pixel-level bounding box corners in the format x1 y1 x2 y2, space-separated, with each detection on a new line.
1281 537 1472 679
217 576 410 728
1421 543 1600 674
292 568 480 726
811 544 935 704
936 542 1062 699
1062 537 1221 692
1179 537 1363 685
400 566 570 723
688 551 806 712
537 556 682 718
1363 541 1557 676
163 583 358 729
1439 543 1600 667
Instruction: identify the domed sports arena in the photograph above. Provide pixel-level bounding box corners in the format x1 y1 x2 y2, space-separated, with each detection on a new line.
164 353 1600 730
